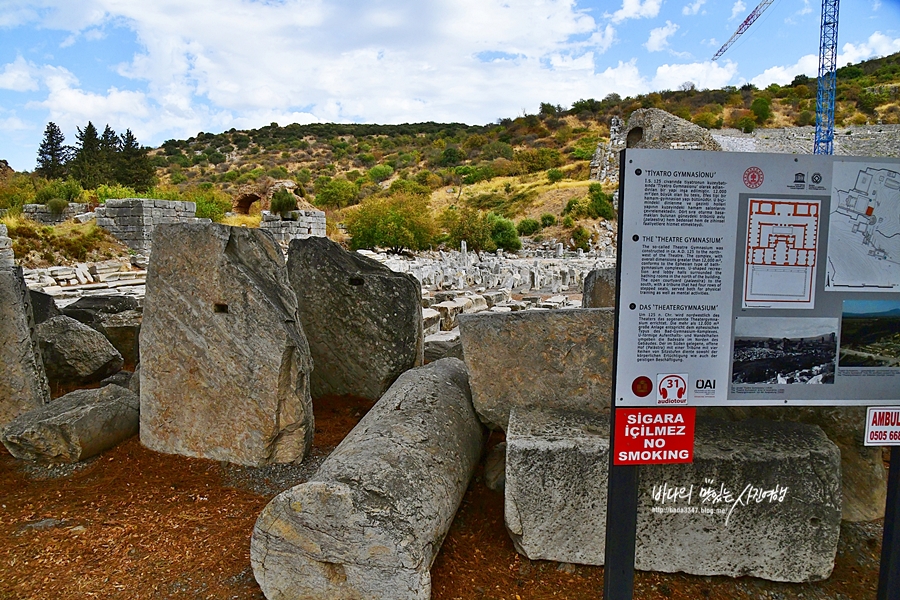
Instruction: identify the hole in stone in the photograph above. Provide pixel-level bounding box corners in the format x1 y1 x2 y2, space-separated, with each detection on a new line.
626 127 644 148
321 561 347 584
810 517 821 527
349 277 364 286
214 303 229 314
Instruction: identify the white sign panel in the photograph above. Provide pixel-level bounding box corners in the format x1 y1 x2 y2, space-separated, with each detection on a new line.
864 407 900 446
615 149 900 406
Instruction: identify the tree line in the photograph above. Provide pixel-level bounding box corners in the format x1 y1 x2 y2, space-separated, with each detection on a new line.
36 122 156 192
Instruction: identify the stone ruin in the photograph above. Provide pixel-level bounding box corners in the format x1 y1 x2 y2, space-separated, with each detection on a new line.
590 109 723 185
94 198 207 254
0 221 887 597
23 202 91 225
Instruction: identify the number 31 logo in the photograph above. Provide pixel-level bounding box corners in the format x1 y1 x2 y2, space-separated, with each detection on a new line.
657 374 688 404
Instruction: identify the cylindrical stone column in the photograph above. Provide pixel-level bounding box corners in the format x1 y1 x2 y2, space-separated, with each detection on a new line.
250 358 485 600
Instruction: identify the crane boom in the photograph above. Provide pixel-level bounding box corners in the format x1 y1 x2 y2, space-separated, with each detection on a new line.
814 0 840 155
712 0 776 61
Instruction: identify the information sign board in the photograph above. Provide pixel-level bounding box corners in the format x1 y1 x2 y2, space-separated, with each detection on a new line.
613 407 695 465
616 149 900 406
865 407 900 446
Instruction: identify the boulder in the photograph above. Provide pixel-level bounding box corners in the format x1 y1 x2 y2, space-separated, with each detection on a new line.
504 408 842 582
128 363 141 397
0 267 50 426
424 328 463 363
98 309 142 366
702 405 884 522
286 236 423 400
100 371 132 389
251 358 484 600
458 309 615 430
36 315 123 385
140 223 314 467
582 267 616 308
1 385 139 463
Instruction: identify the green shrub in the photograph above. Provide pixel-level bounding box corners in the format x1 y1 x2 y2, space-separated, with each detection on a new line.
562 215 575 228
345 192 435 253
46 198 69 215
0 172 37 213
315 178 359 208
387 179 431 196
571 225 591 250
517 218 541 236
270 188 298 216
34 179 83 204
547 168 564 184
489 214 521 251
95 183 137 202
540 213 557 227
368 164 394 182
440 207 495 254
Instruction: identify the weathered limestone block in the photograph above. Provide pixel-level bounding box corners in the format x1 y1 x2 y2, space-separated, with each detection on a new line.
0 267 50 427
1 385 139 463
251 358 484 600
504 408 842 582
424 328 463 363
582 267 616 308
702 405 884 522
623 108 722 151
27 289 60 324
433 299 466 331
458 309 615 430
423 307 441 336
99 309 142 366
286 236 423 400
140 223 314 467
36 316 123 385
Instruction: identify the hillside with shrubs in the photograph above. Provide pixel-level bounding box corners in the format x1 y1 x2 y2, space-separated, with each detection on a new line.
1 51 899 259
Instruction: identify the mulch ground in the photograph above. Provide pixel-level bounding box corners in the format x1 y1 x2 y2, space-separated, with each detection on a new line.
0 395 887 600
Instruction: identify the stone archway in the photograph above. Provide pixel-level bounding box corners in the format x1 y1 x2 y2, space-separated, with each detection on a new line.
233 192 261 215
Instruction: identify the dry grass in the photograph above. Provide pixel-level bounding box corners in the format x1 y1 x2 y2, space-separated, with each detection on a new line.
2 214 130 268
220 214 261 228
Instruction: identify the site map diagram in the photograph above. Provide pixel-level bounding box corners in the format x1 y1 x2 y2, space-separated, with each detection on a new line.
827 163 900 291
743 198 820 309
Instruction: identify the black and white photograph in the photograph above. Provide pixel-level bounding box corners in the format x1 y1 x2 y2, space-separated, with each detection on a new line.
731 317 838 384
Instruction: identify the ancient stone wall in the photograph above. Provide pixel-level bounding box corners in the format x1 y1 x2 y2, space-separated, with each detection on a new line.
94 198 206 254
23 203 89 225
258 210 326 243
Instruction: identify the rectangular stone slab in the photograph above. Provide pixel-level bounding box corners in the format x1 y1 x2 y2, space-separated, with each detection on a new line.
458 309 614 430
504 407 842 582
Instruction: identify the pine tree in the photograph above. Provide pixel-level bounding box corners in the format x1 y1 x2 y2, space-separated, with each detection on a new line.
99 124 120 185
116 129 156 192
70 122 103 189
35 122 68 179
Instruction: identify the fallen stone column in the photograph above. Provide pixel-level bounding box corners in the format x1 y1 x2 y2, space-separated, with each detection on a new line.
505 407 841 582
251 358 485 600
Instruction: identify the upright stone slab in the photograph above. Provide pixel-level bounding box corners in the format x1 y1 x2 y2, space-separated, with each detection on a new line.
251 358 484 600
286 236 423 400
140 223 314 467
0 267 50 427
504 408 842 582
582 267 616 308
458 309 614 430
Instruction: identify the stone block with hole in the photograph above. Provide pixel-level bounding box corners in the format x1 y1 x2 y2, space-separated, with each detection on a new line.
505 407 842 582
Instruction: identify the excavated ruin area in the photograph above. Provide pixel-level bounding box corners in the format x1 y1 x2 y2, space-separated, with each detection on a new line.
0 392 887 600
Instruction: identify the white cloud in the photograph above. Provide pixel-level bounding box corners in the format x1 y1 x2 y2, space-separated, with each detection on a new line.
730 0 746 20
840 32 900 65
585 24 617 54
609 0 663 23
646 21 679 52
682 0 706 16
0 117 29 132
652 60 738 91
0 57 39 92
797 0 813 16
749 53 819 87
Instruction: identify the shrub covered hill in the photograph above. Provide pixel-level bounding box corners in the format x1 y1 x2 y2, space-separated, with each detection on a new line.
2 50 900 258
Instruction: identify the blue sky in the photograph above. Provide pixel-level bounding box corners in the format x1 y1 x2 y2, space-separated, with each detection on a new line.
1 0 898 172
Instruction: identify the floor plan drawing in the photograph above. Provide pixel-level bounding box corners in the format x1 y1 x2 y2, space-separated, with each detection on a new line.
743 198 820 309
826 163 900 291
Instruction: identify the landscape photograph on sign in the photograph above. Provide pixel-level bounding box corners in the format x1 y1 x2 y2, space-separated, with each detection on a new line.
839 300 900 367
731 317 838 384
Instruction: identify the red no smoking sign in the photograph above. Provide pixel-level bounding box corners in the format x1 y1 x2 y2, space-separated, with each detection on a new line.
614 407 696 465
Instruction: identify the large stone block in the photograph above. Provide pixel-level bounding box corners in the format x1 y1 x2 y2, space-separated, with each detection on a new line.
458 309 614 430
0 267 50 427
1 385 139 463
98 310 142 367
140 223 314 467
702 405 884 522
505 408 842 582
286 237 423 400
582 267 616 308
251 358 484 600
36 316 123 386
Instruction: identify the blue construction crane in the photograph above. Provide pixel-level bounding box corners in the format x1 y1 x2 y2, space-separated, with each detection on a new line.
712 0 840 155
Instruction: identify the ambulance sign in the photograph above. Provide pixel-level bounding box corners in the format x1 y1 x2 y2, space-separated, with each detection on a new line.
614 407 696 465
864 407 900 446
